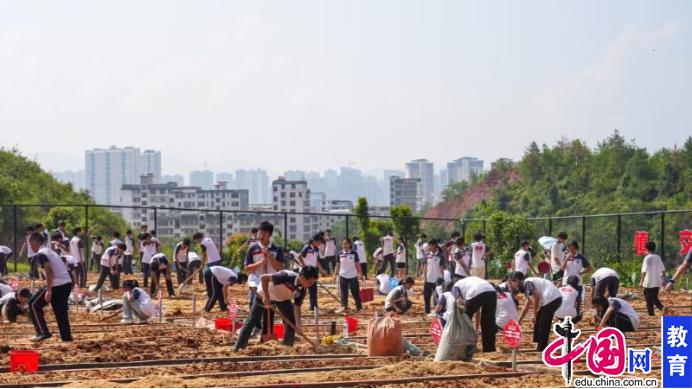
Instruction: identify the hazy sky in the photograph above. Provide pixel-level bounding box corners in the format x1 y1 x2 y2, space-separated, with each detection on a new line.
1 0 690 178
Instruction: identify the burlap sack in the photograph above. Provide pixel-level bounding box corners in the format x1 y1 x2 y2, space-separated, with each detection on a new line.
367 315 404 356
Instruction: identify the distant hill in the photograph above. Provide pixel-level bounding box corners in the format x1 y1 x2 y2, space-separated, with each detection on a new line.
427 131 692 220
0 148 126 246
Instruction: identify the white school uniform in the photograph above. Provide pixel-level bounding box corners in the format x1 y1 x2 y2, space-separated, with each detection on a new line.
641 254 665 288
495 290 518 329
555 285 579 319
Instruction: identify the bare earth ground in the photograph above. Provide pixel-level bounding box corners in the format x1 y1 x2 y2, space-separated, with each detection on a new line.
0 271 688 387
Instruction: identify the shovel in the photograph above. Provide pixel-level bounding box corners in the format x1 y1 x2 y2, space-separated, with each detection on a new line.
272 304 319 351
177 266 203 295
260 307 277 342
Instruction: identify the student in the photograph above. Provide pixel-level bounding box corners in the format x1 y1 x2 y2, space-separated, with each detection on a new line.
137 225 148 263
379 231 395 277
234 266 318 351
36 224 51 250
385 276 415 315
433 277 445 307
555 276 582 323
470 233 488 279
0 281 12 298
61 254 80 287
287 249 301 272
193 232 222 282
592 296 640 333
54 221 67 241
667 247 691 291
640 241 666 316
140 232 159 288
95 242 125 292
353 236 368 280
434 282 455 327
205 265 248 312
27 232 73 342
150 253 175 297
297 235 328 312
110 232 122 247
69 227 86 288
90 235 104 272
512 240 537 277
550 232 568 281
1 288 31 323
415 234 428 276
561 241 591 288
451 276 497 352
186 251 202 286
376 272 391 295
322 230 337 275
174 238 191 285
121 279 155 324
0 246 12 277
446 232 461 274
395 240 407 279
123 230 135 275
452 237 470 281
373 246 384 274
590 266 619 300
510 272 562 351
333 238 363 312
18 226 37 276
423 239 444 316
495 285 519 331
243 221 285 337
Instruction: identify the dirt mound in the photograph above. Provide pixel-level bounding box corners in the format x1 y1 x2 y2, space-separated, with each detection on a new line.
425 169 519 223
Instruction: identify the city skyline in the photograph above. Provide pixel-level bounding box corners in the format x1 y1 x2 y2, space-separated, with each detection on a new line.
2 1 690 176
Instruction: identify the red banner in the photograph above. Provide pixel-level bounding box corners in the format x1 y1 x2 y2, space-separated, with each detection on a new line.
634 231 649 256
680 230 692 255
430 317 443 345
503 320 522 349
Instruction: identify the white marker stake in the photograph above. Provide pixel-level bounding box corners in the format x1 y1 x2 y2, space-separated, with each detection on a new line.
192 293 197 315
314 307 319 344
98 289 103 317
30 279 35 294
158 290 163 323
512 349 517 372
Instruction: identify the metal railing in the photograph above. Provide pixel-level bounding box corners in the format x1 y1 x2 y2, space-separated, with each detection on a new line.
1 204 690 272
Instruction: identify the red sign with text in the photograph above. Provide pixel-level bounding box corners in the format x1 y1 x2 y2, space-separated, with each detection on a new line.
503 320 522 349
634 231 649 256
430 317 443 345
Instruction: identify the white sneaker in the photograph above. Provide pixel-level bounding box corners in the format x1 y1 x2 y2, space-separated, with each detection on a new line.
120 318 134 324
427 312 436 318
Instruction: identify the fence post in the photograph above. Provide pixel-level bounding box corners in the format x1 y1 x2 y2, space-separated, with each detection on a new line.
345 215 349 239
153 207 158 231
548 217 552 237
660 212 665 262
616 214 622 262
219 211 223 254
582 216 586 255
13 205 17 272
85 205 90 270
284 213 288 249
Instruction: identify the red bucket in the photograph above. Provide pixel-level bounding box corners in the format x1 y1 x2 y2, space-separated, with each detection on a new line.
9 350 39 373
345 316 358 334
214 318 242 332
273 323 285 339
359 288 374 302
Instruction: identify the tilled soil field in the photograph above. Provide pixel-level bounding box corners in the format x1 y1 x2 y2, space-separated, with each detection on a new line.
0 272 688 387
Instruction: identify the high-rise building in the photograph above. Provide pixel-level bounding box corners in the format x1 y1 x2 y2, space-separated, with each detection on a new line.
190 170 214 190
216 172 234 188
236 169 270 204
389 176 422 212
337 167 364 203
383 170 405 205
51 170 86 191
85 146 149 205
306 172 326 195
162 174 184 186
447 157 484 184
140 150 161 183
284 170 306 181
406 159 434 206
272 177 315 241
